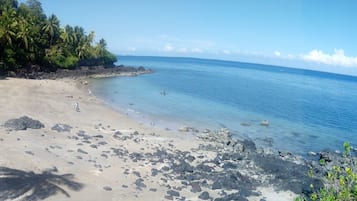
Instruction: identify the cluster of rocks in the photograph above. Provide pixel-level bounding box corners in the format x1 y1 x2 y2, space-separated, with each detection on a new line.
3 116 44 130
3 116 355 200
6 65 152 80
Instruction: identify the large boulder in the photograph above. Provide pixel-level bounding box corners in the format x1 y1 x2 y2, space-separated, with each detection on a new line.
4 116 44 130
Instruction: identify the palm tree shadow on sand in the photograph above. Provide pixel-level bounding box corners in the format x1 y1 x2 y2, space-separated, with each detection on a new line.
0 166 83 201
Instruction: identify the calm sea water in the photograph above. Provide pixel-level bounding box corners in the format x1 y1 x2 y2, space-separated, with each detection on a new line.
90 56 357 155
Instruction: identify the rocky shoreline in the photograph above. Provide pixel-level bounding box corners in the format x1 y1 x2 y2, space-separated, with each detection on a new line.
3 115 355 200
5 65 153 80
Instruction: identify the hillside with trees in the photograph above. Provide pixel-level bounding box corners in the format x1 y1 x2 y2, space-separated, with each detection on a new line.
0 0 117 75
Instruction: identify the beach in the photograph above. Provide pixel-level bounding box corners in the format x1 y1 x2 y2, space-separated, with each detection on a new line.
0 77 320 201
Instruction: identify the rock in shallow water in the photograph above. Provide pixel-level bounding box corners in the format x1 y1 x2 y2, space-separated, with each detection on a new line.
4 116 44 130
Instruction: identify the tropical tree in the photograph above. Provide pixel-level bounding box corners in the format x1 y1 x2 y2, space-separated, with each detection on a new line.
96 38 107 57
0 6 17 47
16 17 32 50
42 14 60 46
1 0 117 73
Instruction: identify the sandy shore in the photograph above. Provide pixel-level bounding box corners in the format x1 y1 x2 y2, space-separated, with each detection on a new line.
0 78 298 201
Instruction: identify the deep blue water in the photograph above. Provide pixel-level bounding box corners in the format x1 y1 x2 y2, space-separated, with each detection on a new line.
90 56 357 155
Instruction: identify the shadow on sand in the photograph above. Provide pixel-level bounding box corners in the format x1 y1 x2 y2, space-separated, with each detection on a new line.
0 166 83 201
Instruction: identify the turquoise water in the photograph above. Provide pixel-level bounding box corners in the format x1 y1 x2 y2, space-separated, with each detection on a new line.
90 56 357 155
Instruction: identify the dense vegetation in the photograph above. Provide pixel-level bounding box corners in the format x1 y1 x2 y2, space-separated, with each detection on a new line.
0 0 117 75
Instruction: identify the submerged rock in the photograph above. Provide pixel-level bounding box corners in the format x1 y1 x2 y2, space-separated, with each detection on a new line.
260 120 269 126
179 126 190 132
4 116 44 130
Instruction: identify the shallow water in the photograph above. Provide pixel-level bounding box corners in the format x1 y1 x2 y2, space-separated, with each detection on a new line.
90 56 357 155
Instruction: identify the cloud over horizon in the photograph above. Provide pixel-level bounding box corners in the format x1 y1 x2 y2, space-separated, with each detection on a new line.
301 49 357 68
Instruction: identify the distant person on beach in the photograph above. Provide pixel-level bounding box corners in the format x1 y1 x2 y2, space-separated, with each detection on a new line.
74 102 80 112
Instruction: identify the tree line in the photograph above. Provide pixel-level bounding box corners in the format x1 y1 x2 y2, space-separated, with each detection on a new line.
0 0 117 74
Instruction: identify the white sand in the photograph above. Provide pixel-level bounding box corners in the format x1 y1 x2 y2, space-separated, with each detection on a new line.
0 78 296 201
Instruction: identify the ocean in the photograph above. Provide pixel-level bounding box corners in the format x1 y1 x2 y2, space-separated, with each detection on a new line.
89 56 357 155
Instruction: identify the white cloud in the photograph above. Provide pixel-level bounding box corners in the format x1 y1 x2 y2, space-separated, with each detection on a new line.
177 48 188 53
163 44 174 52
222 50 231 55
128 47 136 52
191 48 203 53
287 54 295 59
301 49 357 67
274 51 281 57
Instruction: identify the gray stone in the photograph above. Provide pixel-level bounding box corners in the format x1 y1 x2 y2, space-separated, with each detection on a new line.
103 186 112 191
198 191 210 200
4 116 44 130
51 124 72 132
77 149 88 154
190 182 202 193
167 190 180 197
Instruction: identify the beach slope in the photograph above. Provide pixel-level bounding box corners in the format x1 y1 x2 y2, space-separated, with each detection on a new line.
0 78 299 201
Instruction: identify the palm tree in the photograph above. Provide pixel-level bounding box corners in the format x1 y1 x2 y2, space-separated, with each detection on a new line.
42 14 60 46
97 38 107 57
16 17 33 50
0 6 17 47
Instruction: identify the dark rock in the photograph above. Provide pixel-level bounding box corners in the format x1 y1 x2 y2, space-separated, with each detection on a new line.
129 152 144 162
25 151 34 155
254 154 323 194
103 186 112 191
186 155 196 162
214 192 248 201
51 124 72 132
212 172 253 191
167 190 180 197
161 166 170 172
151 168 159 176
98 141 108 145
4 116 44 130
222 162 238 169
198 191 210 200
135 178 147 190
133 171 141 177
319 151 338 163
77 149 88 154
278 151 294 159
242 139 256 152
149 188 157 192
196 164 213 172
172 160 194 173
190 182 202 193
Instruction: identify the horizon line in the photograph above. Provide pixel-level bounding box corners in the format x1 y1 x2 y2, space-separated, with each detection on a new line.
116 54 357 79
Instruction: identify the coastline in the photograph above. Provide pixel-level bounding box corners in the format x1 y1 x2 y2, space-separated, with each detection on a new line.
0 76 351 201
5 65 153 80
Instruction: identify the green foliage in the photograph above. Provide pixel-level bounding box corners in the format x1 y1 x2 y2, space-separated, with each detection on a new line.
44 46 78 69
0 0 116 74
296 142 357 201
343 142 352 157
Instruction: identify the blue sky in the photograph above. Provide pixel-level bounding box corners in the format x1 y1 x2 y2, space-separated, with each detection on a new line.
33 1 357 74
